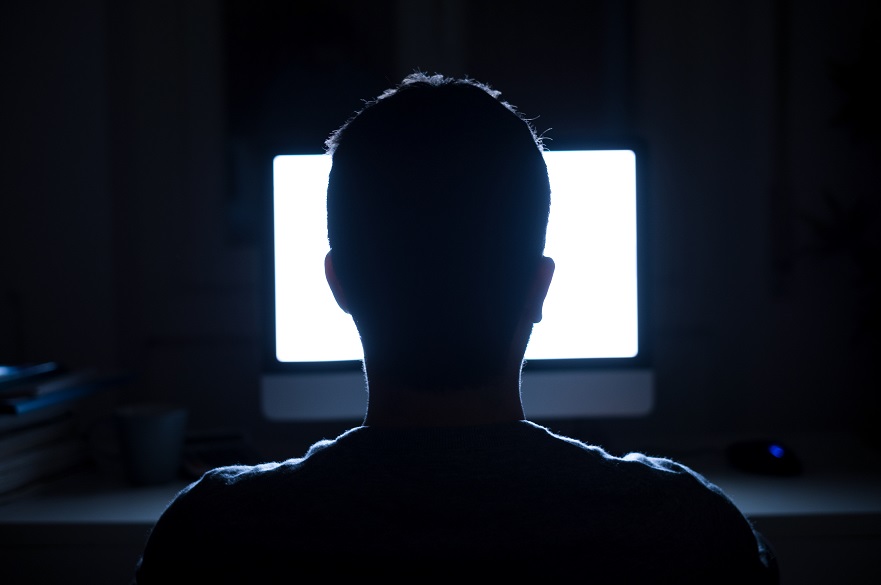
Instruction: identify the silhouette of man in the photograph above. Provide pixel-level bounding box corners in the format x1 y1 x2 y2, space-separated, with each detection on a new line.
134 73 777 583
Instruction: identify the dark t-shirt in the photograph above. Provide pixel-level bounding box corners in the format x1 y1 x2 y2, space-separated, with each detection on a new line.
134 421 776 583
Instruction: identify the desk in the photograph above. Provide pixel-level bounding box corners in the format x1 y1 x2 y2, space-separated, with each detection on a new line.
2 436 881 585
0 473 186 585
679 432 881 585
712 472 881 585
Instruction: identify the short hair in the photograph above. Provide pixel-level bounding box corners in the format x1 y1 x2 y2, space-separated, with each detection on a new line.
326 73 550 388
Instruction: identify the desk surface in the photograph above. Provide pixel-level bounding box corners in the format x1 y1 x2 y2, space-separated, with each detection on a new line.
0 473 187 525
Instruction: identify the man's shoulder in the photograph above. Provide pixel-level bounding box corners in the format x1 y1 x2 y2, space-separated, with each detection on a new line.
520 421 723 490
136 421 776 583
153 429 360 526
522 425 775 580
178 430 357 501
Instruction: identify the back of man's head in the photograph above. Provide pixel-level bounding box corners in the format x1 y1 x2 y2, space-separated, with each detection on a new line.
326 73 550 388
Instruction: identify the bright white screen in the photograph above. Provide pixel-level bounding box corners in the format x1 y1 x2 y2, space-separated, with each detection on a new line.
273 150 638 363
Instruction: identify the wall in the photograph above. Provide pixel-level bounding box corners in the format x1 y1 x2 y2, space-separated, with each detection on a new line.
1 2 115 369
635 1 878 444
1 0 877 456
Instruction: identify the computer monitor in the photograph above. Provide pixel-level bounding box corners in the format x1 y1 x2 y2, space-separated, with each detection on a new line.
261 147 653 421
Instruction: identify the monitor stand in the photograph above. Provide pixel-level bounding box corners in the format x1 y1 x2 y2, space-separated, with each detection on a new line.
261 368 653 422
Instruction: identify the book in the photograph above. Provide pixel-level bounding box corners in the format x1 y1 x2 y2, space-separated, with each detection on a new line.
0 401 72 435
0 371 125 415
0 384 102 415
0 369 93 399
0 362 63 391
0 413 76 459
0 438 88 495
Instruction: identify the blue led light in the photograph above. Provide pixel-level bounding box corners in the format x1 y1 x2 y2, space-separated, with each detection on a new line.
768 444 785 459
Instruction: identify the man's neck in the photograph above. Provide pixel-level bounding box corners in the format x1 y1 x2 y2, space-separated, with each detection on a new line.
363 375 525 428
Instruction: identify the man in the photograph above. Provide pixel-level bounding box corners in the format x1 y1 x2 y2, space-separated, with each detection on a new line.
134 73 777 582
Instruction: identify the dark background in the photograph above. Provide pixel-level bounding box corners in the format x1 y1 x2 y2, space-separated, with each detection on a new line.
1 0 878 456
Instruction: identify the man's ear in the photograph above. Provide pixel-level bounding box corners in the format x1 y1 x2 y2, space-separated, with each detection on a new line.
527 256 555 323
324 251 350 314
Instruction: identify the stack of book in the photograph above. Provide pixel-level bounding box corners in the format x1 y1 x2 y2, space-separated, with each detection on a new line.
0 362 121 500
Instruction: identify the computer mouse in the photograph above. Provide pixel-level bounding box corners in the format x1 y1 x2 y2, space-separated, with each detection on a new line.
725 439 802 476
